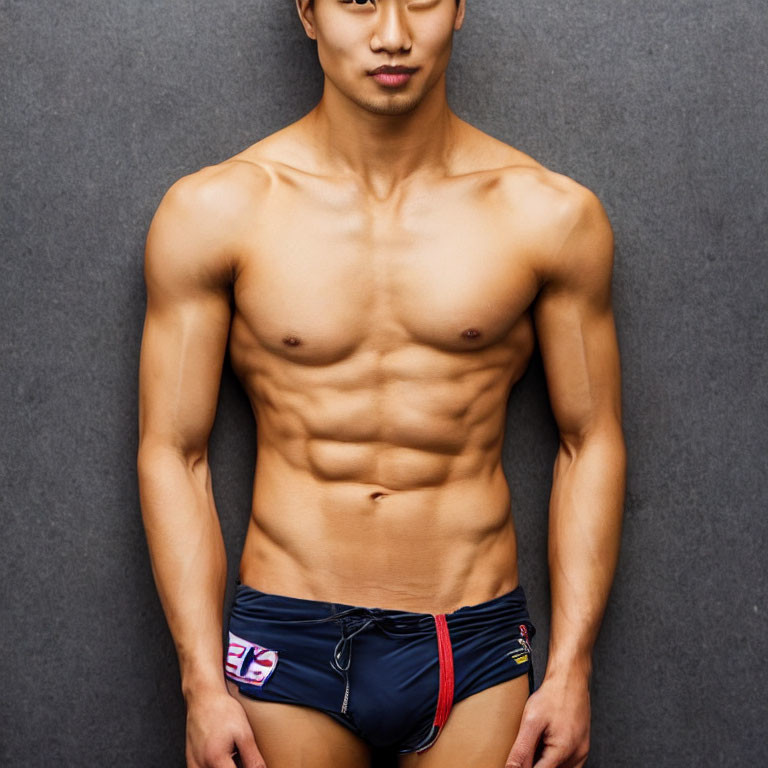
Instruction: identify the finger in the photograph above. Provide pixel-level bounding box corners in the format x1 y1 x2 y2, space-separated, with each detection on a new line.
220 751 248 768
533 741 589 768
558 751 589 768
505 718 542 768
233 733 267 768
532 749 569 768
210 753 239 768
532 759 559 768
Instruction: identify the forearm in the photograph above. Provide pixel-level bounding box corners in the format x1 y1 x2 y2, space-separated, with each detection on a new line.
545 426 626 684
137 444 229 701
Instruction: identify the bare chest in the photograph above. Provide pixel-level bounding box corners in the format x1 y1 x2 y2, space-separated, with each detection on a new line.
230 177 540 366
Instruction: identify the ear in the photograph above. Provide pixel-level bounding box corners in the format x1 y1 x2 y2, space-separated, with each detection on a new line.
295 0 318 41
454 0 466 30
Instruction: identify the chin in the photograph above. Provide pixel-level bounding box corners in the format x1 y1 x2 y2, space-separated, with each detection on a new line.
355 89 423 116
364 99 421 116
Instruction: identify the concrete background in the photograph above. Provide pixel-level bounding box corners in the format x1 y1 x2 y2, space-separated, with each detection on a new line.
1 0 766 765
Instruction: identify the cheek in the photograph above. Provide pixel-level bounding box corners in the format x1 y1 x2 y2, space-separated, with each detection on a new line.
316 25 363 75
415 33 454 73
412 14 457 58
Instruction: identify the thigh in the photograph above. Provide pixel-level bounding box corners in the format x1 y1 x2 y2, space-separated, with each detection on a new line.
226 679 372 768
397 673 530 768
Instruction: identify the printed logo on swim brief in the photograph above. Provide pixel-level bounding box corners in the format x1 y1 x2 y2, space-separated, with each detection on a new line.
225 631 279 686
505 625 532 665
505 637 531 665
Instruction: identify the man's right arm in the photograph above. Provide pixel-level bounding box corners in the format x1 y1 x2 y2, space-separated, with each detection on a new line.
137 170 235 700
137 170 264 768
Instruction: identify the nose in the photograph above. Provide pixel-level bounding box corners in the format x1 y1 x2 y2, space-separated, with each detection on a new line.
370 3 412 54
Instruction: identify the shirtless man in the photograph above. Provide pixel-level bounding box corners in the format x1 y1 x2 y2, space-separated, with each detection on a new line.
137 1 626 767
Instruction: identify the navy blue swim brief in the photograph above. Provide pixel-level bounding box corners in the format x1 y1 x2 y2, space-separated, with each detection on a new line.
224 580 536 755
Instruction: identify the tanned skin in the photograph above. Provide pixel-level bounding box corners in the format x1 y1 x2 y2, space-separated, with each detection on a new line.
137 1 626 767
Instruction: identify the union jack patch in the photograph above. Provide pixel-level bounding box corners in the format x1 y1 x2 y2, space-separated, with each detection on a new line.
225 631 279 686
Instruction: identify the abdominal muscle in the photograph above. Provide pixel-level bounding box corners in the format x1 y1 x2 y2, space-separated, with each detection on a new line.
230 275 534 614
237 427 522 615
228 148 539 614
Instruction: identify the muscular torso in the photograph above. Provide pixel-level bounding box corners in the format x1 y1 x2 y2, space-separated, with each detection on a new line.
220 117 564 613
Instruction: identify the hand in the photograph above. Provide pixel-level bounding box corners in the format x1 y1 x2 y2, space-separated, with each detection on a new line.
185 687 266 768
504 671 591 768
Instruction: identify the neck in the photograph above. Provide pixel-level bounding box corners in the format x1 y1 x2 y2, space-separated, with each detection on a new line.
306 73 459 199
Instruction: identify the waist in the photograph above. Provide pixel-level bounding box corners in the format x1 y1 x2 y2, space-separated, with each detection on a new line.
239 482 520 613
231 578 532 626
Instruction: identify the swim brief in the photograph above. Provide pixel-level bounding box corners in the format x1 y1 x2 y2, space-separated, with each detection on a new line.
224 580 536 754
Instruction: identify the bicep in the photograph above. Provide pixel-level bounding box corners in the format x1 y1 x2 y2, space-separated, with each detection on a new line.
532 187 622 445
138 177 233 459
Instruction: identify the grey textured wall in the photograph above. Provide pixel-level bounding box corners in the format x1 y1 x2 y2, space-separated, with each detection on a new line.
2 1 766 766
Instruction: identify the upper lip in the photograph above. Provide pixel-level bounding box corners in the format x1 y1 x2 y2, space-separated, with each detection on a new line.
369 65 418 75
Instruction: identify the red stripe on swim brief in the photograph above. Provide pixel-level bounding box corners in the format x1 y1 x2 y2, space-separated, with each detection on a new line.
432 613 454 728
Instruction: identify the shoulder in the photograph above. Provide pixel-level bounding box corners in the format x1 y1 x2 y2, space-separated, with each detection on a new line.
163 129 312 233
494 160 614 293
154 154 272 235
459 123 612 253
450 121 614 292
538 174 614 295
490 144 609 238
145 155 274 288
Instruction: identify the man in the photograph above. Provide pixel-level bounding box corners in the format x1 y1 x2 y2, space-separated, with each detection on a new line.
137 1 626 767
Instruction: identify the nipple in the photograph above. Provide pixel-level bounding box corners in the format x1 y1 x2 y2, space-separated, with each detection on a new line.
461 328 481 339
282 335 301 346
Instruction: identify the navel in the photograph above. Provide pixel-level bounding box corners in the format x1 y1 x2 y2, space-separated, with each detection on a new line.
461 328 481 340
282 335 301 346
370 492 388 501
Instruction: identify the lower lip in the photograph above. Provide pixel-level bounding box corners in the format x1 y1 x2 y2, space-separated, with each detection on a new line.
371 72 413 87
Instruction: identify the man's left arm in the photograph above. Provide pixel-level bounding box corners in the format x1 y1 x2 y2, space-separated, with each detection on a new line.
507 183 627 768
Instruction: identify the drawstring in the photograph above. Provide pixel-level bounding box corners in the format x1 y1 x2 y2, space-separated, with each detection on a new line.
268 605 419 715
329 613 376 714
330 614 374 675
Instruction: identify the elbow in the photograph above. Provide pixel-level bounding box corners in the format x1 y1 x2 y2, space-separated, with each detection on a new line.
557 420 626 462
136 438 209 479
